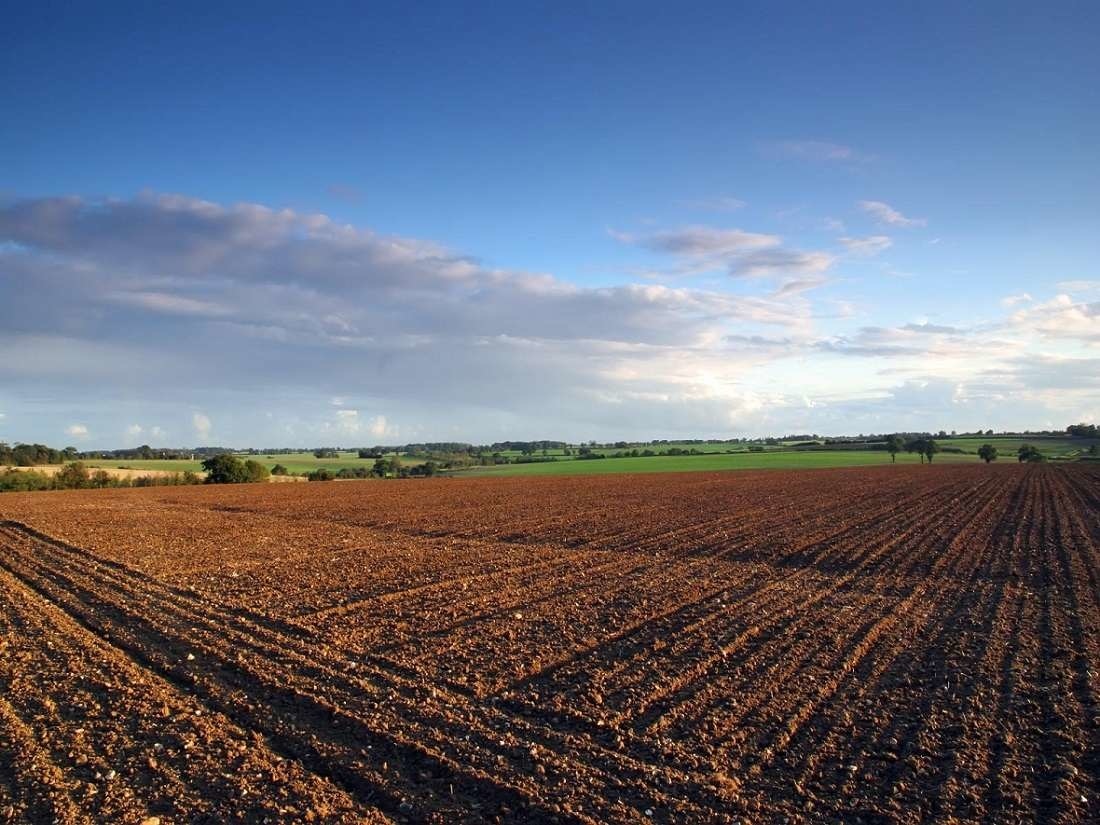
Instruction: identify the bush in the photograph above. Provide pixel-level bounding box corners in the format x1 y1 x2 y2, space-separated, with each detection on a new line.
243 460 270 483
0 469 53 492
55 462 91 489
336 467 371 479
307 468 335 481
271 464 288 476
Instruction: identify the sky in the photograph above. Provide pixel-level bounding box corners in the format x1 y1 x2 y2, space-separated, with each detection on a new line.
1 1 1098 447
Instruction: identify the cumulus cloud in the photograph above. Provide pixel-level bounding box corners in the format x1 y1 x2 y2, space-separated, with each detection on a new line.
1007 294 1100 344
858 200 927 228
839 235 893 257
613 224 834 280
0 192 1095 442
367 415 392 438
192 412 212 441
815 322 1017 361
65 423 89 439
0 193 832 439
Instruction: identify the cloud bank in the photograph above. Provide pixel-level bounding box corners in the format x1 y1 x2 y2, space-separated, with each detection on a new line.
0 193 1095 444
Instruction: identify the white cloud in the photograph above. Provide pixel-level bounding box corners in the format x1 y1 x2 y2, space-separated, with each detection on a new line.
0 192 1095 441
65 423 89 439
333 409 360 435
1007 294 1100 344
615 225 778 257
768 140 870 162
858 200 927 228
1000 292 1033 308
367 415 393 438
614 225 834 280
680 196 747 212
107 291 232 317
839 235 893 257
1056 280 1100 294
192 412 212 441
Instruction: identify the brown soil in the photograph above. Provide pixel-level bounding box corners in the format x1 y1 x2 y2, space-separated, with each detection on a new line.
0 463 1096 823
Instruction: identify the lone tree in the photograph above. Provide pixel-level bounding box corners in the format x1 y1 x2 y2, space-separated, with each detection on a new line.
1017 444 1044 463
201 454 252 484
922 439 940 463
977 444 998 463
885 434 905 463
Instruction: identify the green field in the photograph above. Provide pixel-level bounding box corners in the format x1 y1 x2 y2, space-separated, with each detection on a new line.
461 449 977 477
933 435 1099 458
78 435 1096 480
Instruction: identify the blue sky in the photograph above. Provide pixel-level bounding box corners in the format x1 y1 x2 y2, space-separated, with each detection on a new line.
2 1 1098 447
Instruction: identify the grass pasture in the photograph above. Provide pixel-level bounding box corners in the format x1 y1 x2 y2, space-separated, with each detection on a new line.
463 448 976 477
936 435 1099 458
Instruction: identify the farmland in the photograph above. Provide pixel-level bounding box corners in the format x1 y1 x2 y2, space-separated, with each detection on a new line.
463 448 974 476
0 464 1097 823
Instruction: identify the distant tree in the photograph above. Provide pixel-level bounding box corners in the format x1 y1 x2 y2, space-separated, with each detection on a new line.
271 463 289 476
1088 444 1100 457
885 434 904 463
371 456 403 477
314 448 339 459
1067 423 1100 438
307 468 335 481
923 439 940 463
977 444 998 463
905 438 927 464
1017 444 1044 463
201 454 251 484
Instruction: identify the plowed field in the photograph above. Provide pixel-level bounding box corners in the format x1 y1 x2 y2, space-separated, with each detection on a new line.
0 464 1097 824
